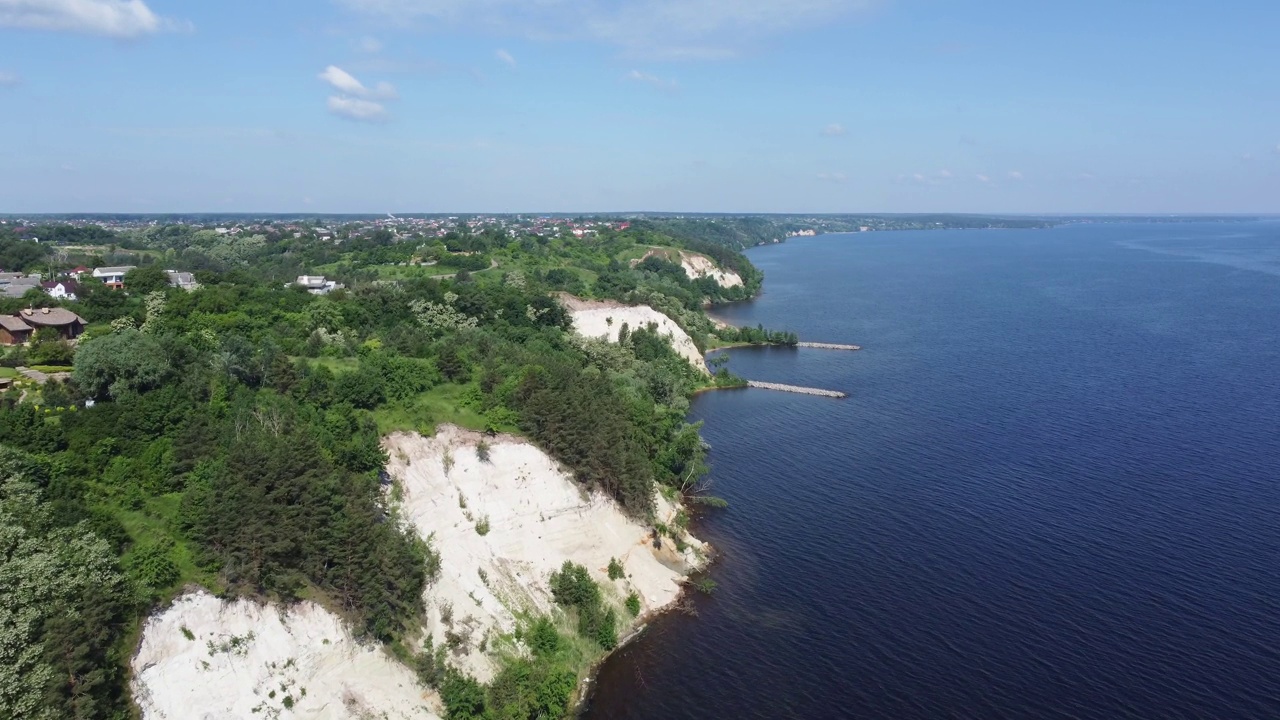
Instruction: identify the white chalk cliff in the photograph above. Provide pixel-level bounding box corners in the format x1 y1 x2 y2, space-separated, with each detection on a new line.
568 303 709 374
678 251 743 289
384 425 707 682
133 426 707 716
132 592 441 719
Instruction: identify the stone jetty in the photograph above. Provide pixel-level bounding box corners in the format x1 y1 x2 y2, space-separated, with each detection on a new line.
796 341 862 351
747 381 847 398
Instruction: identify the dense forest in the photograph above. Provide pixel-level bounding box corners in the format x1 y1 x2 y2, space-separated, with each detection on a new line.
0 218 780 719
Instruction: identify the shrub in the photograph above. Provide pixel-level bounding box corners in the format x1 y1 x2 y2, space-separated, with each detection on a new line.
625 593 641 616
475 439 491 463
607 557 624 580
181 626 195 641
528 617 562 657
413 637 447 688
475 516 490 536
439 669 486 720
549 561 599 608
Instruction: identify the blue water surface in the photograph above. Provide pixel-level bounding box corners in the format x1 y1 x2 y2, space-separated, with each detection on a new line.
583 222 1280 720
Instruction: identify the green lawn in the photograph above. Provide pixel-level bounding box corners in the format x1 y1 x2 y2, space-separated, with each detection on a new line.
373 383 489 435
30 365 73 374
0 367 17 379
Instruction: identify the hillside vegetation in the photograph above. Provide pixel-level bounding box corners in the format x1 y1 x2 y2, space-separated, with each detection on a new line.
0 219 780 719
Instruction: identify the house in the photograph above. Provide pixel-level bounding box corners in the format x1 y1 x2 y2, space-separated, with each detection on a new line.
166 270 199 291
0 272 25 284
16 307 85 341
294 275 343 295
2 277 41 299
92 266 136 289
0 315 33 345
68 266 91 280
42 280 80 301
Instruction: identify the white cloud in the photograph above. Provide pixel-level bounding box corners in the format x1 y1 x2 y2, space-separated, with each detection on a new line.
899 169 953 186
821 123 846 137
496 48 516 68
816 172 847 183
327 96 389 122
339 0 875 58
974 173 990 183
626 69 678 92
318 65 398 100
0 0 187 37
1007 170 1025 181
1077 172 1096 181
354 35 383 53
0 70 19 87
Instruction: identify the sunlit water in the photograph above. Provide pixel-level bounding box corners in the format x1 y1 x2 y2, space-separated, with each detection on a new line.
583 221 1280 719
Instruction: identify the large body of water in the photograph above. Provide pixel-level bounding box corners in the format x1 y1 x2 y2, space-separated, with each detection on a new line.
583 221 1280 719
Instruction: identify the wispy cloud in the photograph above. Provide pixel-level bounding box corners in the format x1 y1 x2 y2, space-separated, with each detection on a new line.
1007 170 1025 181
338 0 875 58
821 123 846 137
353 35 383 53
0 70 19 87
626 69 678 92
318 65 398 100
496 48 516 68
899 169 954 186
974 173 991 183
0 0 189 38
816 172 848 183
327 96 389 122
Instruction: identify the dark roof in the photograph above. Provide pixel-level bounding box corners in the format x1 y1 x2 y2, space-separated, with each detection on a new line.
0 316 33 333
19 307 84 328
41 280 81 292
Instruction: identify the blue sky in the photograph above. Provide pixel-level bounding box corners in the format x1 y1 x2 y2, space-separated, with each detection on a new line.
0 0 1277 213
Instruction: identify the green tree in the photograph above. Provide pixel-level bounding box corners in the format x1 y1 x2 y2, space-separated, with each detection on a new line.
123 264 170 294
73 329 170 400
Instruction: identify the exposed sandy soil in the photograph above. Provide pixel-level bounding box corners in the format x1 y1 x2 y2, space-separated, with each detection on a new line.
384 425 708 683
566 300 709 374
132 592 441 719
678 252 743 288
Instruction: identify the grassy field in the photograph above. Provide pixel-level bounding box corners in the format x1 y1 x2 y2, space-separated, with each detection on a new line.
0 367 17 378
372 383 489 435
113 493 219 592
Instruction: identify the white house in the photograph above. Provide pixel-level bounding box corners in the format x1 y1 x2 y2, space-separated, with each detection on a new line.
294 275 342 295
166 270 199 291
92 266 136 289
42 280 79 301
